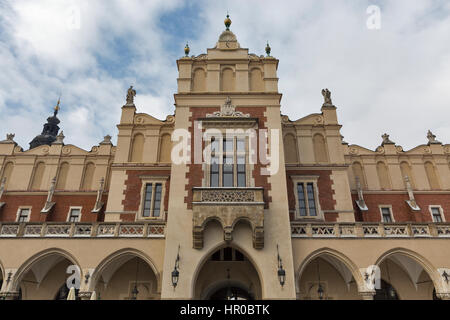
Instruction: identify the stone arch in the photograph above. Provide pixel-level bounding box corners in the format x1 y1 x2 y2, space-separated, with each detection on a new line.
296 247 365 295
0 161 14 190
284 133 298 163
192 67 206 92
376 161 392 190
12 247 81 293
249 67 264 92
191 242 264 299
158 133 172 163
89 248 160 294
129 133 144 163
352 161 367 189
424 161 440 190
313 133 329 163
30 161 45 190
81 162 95 191
56 162 70 190
374 247 442 294
221 67 235 92
194 213 264 250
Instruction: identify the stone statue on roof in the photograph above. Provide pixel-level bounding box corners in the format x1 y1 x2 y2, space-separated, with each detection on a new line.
322 89 333 106
126 86 136 106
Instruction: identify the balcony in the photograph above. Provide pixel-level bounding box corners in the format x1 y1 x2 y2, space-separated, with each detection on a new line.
291 222 450 238
0 222 165 238
192 187 265 249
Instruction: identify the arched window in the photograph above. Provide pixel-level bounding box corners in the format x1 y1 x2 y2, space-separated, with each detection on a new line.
130 133 144 163
313 134 328 163
81 162 95 191
192 68 206 92
221 68 234 92
377 162 391 190
284 134 298 163
249 68 264 92
31 162 45 190
159 134 172 163
400 162 415 189
425 161 440 190
56 162 69 190
0 162 13 190
352 162 367 189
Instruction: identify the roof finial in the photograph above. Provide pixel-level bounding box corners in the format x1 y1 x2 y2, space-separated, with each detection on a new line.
224 12 231 30
54 96 61 115
184 42 190 57
265 41 271 57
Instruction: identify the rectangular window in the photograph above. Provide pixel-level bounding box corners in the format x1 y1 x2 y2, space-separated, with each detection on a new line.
297 184 307 216
208 136 247 188
237 156 246 187
306 183 317 216
431 207 443 223
17 208 30 222
142 183 163 218
143 183 153 217
68 208 81 222
381 207 393 223
153 184 162 217
223 155 234 187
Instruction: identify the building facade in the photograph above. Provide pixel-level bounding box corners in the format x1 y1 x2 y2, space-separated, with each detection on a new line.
1 18 450 300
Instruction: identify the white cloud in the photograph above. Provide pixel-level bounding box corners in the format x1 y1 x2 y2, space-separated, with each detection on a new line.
1 0 450 152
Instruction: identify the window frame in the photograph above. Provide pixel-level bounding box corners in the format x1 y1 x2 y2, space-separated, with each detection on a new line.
379 205 394 223
291 175 323 220
16 207 31 223
67 206 82 223
429 205 445 223
204 134 250 188
136 176 168 221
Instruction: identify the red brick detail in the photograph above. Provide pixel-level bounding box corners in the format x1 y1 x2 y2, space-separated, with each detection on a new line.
184 107 271 209
286 170 336 222
121 170 171 221
351 193 450 222
0 194 107 222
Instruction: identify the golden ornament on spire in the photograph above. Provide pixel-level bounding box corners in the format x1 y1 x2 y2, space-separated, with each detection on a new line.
54 98 60 113
224 13 231 30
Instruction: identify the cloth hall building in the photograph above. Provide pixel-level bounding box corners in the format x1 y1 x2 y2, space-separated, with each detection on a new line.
0 17 450 300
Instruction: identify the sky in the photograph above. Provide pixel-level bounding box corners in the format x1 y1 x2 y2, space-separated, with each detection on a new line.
1 0 450 151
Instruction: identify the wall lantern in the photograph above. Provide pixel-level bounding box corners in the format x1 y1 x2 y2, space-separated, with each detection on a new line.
277 245 286 287
172 245 180 288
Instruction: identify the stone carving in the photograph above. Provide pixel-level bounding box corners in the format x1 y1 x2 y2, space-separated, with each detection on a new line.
100 135 112 145
381 133 395 146
355 177 368 211
404 176 420 211
206 97 250 118
0 177 6 208
92 177 105 213
41 177 57 213
0 133 16 144
321 89 333 106
126 86 136 106
427 130 441 145
53 131 65 144
201 189 254 202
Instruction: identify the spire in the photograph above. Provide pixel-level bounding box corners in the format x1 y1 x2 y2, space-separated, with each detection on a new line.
29 99 61 149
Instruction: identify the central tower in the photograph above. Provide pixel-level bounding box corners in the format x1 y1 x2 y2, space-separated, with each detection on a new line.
161 16 296 299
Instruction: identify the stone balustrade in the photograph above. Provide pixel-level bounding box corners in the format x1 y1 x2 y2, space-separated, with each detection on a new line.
0 222 165 238
291 222 450 238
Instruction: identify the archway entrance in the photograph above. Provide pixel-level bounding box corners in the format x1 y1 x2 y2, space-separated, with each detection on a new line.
377 252 437 300
298 255 360 300
194 246 262 300
93 255 158 300
15 252 78 300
